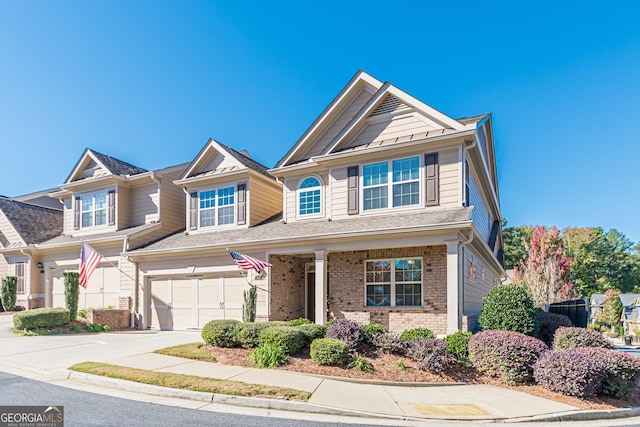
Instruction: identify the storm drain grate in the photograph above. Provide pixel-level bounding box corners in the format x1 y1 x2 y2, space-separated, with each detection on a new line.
410 403 491 416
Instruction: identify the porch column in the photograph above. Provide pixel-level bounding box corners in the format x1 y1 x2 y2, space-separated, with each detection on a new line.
446 242 461 334
44 265 52 307
314 250 327 325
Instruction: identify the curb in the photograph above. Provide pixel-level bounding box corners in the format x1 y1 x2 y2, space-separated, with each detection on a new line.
504 407 640 423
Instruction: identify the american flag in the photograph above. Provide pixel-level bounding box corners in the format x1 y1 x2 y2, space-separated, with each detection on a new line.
228 250 272 273
79 243 102 288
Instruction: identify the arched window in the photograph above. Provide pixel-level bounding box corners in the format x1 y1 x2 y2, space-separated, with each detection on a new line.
298 176 322 216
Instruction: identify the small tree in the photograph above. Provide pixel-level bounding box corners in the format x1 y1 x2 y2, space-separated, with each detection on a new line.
598 289 623 329
479 284 537 335
1 276 18 311
242 285 256 323
64 272 80 320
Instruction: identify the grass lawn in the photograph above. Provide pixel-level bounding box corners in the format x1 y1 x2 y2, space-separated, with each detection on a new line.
68 362 310 401
154 342 217 362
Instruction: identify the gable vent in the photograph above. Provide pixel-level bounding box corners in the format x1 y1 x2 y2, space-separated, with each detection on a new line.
370 95 409 117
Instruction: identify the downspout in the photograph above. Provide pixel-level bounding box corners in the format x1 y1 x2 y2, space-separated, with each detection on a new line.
20 248 32 306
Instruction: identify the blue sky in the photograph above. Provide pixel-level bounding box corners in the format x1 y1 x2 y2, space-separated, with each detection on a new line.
1 2 639 243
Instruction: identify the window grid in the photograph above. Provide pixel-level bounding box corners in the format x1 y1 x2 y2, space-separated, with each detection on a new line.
298 177 322 216
15 262 24 294
81 192 108 228
365 258 422 307
199 187 235 228
363 156 420 211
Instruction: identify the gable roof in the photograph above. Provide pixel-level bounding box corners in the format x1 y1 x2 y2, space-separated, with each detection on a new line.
65 148 148 184
178 138 274 182
11 188 63 210
0 197 63 245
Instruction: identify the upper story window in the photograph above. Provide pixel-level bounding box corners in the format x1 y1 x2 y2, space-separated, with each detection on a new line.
199 186 235 228
363 156 420 211
81 192 107 227
298 176 322 217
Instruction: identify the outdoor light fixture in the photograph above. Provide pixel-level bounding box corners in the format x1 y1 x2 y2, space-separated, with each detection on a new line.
37 262 44 273
254 274 264 280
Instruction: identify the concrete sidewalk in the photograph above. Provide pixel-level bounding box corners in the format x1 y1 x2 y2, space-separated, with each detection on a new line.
0 315 636 423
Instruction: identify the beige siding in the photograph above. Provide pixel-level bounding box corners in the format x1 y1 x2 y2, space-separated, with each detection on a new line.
299 88 372 160
248 179 282 227
159 168 186 233
463 246 500 314
62 197 74 235
283 173 329 222
330 167 349 220
439 147 460 207
346 114 437 149
469 167 491 241
117 185 131 230
129 181 159 226
0 211 22 244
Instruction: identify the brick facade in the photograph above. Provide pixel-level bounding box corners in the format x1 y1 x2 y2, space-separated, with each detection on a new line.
87 308 130 329
269 254 313 320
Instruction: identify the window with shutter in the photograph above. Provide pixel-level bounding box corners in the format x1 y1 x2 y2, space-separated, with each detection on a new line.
425 153 439 207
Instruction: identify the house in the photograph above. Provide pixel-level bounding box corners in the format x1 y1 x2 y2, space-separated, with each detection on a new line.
0 149 187 314
127 71 505 333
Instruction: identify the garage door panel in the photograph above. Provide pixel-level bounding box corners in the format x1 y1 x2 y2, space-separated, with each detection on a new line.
150 279 171 330
198 278 220 303
172 279 192 307
223 276 247 306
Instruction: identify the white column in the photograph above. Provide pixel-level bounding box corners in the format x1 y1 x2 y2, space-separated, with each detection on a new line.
44 266 52 307
314 250 327 325
446 242 461 334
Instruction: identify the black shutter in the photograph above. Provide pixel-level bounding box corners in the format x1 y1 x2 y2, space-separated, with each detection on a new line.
74 196 81 230
189 192 198 230
108 190 116 226
425 153 439 207
347 166 359 215
237 183 246 225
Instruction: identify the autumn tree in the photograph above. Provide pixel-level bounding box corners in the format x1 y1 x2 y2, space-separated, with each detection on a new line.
598 289 623 328
502 221 534 270
513 226 575 306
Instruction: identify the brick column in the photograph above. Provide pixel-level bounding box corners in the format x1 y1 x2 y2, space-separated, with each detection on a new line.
446 242 461 333
314 250 327 325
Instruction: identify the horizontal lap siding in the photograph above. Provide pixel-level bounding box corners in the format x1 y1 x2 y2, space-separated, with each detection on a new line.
62 198 74 235
159 169 186 232
330 167 349 220
249 179 282 227
469 171 491 241
117 186 130 229
130 182 159 226
463 246 500 314
439 148 460 207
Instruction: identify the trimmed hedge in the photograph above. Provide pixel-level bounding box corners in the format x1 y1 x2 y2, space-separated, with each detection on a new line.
201 320 241 347
405 338 454 373
236 322 272 348
552 326 613 350
63 272 79 320
326 318 364 350
259 326 306 354
535 310 572 345
310 338 350 366
469 330 548 384
578 347 640 399
13 308 70 330
294 323 326 344
534 349 605 397
399 327 435 342
289 318 312 326
479 285 536 335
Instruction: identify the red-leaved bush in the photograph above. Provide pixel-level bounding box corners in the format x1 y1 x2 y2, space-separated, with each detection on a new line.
534 349 605 397
469 330 548 384
405 338 454 373
577 347 640 398
552 326 613 350
326 318 365 351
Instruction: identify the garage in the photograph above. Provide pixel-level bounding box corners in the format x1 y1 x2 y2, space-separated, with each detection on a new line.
148 272 248 330
51 265 121 309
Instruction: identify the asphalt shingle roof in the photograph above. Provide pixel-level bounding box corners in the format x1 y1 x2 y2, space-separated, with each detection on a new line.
90 149 148 177
0 198 63 245
37 223 159 247
130 207 473 254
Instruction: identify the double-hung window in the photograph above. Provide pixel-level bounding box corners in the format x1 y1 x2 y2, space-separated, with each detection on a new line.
298 176 322 216
15 262 25 294
363 156 420 211
81 192 107 228
199 186 235 228
365 258 422 307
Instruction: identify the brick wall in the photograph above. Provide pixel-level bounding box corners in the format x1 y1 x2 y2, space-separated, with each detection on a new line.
328 246 448 334
87 309 130 329
269 254 313 320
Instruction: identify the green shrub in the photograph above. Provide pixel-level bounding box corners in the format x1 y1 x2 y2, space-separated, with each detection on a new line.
78 309 86 319
348 355 374 372
13 308 70 330
289 317 312 326
479 284 536 335
310 338 350 366
552 326 614 350
70 324 81 333
259 326 306 354
294 323 326 344
201 320 241 347
444 331 472 364
364 323 387 343
1 276 17 311
399 327 435 342
242 286 256 323
63 272 80 320
85 323 105 332
236 322 272 348
249 342 288 368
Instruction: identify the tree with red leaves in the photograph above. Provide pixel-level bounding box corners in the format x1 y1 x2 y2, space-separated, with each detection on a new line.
514 226 576 306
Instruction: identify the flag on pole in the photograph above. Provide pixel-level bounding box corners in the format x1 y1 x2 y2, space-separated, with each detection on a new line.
79 243 102 288
228 249 272 273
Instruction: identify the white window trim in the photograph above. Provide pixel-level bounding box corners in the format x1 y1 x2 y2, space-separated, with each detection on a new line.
13 260 26 294
197 184 237 230
296 174 325 220
364 257 423 308
78 189 111 230
359 155 424 214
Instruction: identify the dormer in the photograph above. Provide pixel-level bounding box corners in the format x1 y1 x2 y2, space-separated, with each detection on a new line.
174 139 281 233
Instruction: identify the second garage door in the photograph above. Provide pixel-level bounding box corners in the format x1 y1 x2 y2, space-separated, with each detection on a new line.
149 273 247 330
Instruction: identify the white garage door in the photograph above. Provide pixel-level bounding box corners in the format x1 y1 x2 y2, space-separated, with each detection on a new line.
52 266 120 310
149 273 247 330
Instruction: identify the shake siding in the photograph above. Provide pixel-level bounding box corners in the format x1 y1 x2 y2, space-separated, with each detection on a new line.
117 186 131 229
0 211 22 243
468 171 491 241
463 246 499 314
159 169 186 232
299 88 373 160
346 115 436 149
248 179 282 227
129 181 159 226
439 148 460 207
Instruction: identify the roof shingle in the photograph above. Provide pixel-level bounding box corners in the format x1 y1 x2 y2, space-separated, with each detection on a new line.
0 198 63 245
